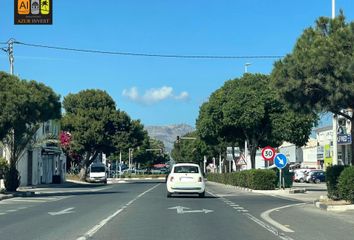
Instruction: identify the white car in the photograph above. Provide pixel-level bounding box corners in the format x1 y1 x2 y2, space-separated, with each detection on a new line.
166 163 205 198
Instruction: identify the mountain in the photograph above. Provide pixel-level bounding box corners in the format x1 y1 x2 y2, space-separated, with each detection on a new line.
145 124 195 153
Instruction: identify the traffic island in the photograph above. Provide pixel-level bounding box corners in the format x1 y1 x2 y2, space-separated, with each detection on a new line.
289 188 306 194
314 197 354 212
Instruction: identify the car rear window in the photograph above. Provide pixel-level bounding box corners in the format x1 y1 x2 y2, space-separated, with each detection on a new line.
174 166 199 173
91 166 106 172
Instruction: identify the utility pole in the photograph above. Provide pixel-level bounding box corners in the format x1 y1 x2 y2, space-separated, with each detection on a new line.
332 0 336 19
1 39 15 75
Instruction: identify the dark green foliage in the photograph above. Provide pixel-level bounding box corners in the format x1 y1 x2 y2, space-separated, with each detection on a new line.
207 169 277 190
196 73 316 169
0 72 61 188
272 13 354 165
4 165 20 192
326 165 346 200
0 157 9 179
338 167 354 203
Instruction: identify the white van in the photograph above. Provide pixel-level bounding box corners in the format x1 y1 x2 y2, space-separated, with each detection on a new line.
88 162 107 184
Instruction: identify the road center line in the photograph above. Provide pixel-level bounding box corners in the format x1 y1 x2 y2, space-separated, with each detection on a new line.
261 203 306 233
76 183 160 240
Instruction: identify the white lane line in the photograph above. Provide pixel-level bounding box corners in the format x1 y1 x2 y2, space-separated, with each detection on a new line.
6 209 17 212
233 207 244 210
260 203 306 233
244 213 294 240
76 183 160 240
230 204 239 207
8 199 48 203
0 212 7 215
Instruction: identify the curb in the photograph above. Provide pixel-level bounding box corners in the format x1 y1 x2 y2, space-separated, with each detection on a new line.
314 200 354 212
0 194 14 201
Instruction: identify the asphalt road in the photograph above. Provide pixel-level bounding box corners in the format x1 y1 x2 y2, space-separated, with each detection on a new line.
0 181 353 240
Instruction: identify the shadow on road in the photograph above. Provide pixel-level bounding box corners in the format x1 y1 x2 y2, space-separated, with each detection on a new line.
169 195 218 199
34 190 127 198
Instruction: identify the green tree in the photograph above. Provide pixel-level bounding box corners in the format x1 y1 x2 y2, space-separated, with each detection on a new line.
0 72 61 190
196 73 316 169
171 131 217 166
62 89 118 180
271 13 354 165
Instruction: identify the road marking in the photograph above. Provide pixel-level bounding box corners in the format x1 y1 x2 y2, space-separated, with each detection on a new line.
168 206 213 214
6 209 18 212
260 203 306 233
48 207 75 216
244 213 294 240
76 183 160 240
0 212 7 215
233 207 244 210
208 190 293 240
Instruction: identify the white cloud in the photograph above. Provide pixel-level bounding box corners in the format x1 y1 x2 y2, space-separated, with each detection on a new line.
174 91 189 100
122 87 139 101
142 86 173 104
122 86 189 105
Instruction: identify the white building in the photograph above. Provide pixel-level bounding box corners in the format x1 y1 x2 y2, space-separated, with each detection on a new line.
1 120 66 187
301 139 318 169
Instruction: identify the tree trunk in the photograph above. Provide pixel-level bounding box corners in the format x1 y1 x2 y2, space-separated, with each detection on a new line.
250 146 257 169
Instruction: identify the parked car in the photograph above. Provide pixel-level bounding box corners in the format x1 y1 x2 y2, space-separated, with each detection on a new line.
293 168 316 183
166 163 205 198
305 170 325 183
293 169 307 183
310 171 326 183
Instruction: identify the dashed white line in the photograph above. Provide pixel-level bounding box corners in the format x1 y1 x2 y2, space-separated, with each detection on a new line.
76 184 160 240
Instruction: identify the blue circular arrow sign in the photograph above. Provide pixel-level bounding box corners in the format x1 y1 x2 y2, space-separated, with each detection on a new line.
274 153 288 169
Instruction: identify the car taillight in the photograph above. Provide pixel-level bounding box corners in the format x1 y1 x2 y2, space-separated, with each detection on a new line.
170 176 174 182
198 177 202 182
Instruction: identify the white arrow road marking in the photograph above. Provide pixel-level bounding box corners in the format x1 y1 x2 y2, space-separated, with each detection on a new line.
48 207 75 216
168 206 213 214
276 156 284 165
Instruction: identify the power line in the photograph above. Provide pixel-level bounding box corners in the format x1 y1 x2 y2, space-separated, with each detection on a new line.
13 41 284 60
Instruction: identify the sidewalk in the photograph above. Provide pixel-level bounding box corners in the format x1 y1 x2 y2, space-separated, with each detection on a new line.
0 180 94 201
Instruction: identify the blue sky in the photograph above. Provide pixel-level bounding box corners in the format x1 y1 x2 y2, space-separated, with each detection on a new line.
1 1 353 127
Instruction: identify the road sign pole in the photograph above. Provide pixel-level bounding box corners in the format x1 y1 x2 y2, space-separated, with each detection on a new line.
279 169 282 189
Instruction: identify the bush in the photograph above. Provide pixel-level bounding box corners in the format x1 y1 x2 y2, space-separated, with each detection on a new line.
338 167 354 203
4 165 20 192
0 157 9 179
207 169 277 190
250 169 277 190
326 165 346 200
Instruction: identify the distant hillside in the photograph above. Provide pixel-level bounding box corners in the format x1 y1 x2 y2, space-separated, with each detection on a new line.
146 124 195 153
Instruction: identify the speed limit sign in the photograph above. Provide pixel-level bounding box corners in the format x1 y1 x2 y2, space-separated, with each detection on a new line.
262 146 275 161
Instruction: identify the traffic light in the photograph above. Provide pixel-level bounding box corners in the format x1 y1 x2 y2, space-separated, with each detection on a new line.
176 136 180 143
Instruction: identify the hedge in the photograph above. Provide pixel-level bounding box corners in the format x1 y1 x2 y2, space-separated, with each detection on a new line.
326 165 346 200
338 166 354 204
207 169 277 190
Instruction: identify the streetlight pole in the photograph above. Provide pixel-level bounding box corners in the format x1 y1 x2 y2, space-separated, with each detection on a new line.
244 63 251 74
331 0 338 167
244 63 251 169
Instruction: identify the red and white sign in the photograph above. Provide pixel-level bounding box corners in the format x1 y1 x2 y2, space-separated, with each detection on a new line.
261 146 275 161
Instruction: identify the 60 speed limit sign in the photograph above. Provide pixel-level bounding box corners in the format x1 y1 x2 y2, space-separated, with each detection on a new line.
261 146 275 161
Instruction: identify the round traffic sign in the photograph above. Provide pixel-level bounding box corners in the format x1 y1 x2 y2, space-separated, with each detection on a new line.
261 146 275 161
274 153 288 169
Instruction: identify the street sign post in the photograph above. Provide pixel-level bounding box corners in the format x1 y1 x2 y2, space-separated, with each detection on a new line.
274 153 288 189
261 146 275 161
